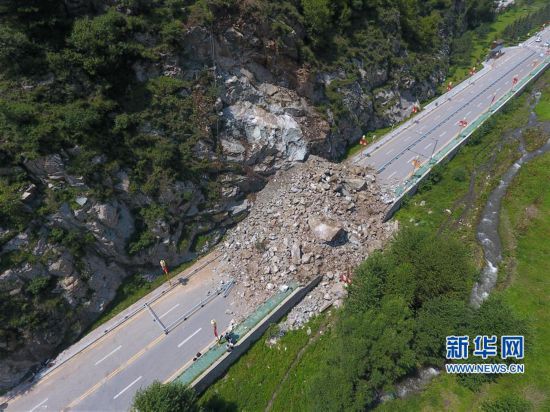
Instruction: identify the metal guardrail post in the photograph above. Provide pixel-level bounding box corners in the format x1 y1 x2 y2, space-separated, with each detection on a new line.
145 303 168 334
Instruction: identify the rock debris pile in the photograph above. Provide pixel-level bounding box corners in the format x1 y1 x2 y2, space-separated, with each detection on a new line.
217 156 398 325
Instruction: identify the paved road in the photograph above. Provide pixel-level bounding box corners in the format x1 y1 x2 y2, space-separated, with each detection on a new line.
3 259 235 412
353 28 550 190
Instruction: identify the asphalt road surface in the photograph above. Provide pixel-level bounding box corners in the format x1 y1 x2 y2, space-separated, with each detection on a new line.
4 260 234 412
354 28 550 190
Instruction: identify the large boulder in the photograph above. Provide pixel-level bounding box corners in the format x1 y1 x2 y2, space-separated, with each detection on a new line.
224 102 308 163
308 217 345 243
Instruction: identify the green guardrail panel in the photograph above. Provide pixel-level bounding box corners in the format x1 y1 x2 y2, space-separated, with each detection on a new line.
175 281 299 386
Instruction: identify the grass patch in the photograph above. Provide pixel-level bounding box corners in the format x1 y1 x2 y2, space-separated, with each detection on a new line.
200 314 330 411
87 260 194 332
534 93 550 121
344 125 397 160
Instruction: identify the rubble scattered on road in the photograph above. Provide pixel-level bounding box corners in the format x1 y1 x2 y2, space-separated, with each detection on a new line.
215 156 398 324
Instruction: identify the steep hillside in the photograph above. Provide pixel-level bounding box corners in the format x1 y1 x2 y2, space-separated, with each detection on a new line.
0 0 496 390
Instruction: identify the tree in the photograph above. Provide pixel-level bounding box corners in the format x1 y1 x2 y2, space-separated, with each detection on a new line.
301 0 333 47
481 393 533 412
414 297 472 365
131 381 200 412
466 0 496 29
349 227 475 312
309 297 416 410
0 25 38 75
66 10 142 77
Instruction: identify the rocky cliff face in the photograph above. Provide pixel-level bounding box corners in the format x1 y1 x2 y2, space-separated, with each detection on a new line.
0 1 460 391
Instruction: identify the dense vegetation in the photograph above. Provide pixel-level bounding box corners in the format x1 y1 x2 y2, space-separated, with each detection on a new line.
0 1 219 201
501 3 550 41
306 228 525 410
0 0 500 248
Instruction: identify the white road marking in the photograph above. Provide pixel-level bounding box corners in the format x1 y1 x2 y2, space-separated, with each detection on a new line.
477 102 482 108
408 156 416 163
95 345 122 366
30 398 48 412
496 87 501 92
424 143 432 150
159 303 180 319
465 111 472 117
113 376 142 400
386 149 394 155
439 131 447 137
177 328 202 348
404 135 413 141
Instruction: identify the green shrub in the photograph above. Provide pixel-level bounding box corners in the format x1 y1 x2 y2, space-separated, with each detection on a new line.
452 166 468 182
480 393 533 411
131 381 200 412
26 276 51 296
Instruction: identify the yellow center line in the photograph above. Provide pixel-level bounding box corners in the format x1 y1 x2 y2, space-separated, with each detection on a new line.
23 258 221 389
65 333 166 409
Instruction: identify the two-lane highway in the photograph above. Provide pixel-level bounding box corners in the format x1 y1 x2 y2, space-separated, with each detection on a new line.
354 28 550 190
4 260 234 411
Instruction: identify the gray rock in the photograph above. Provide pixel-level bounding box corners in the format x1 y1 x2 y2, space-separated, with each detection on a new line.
115 170 130 192
344 178 367 191
229 199 250 215
75 196 88 207
2 232 30 253
301 252 313 264
291 242 301 265
224 102 308 162
94 203 119 228
0 270 24 292
24 154 65 180
59 276 87 306
308 217 344 243
48 253 75 277
220 137 246 162
20 184 38 202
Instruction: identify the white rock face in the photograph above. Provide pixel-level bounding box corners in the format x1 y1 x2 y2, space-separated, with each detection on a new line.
226 102 308 162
